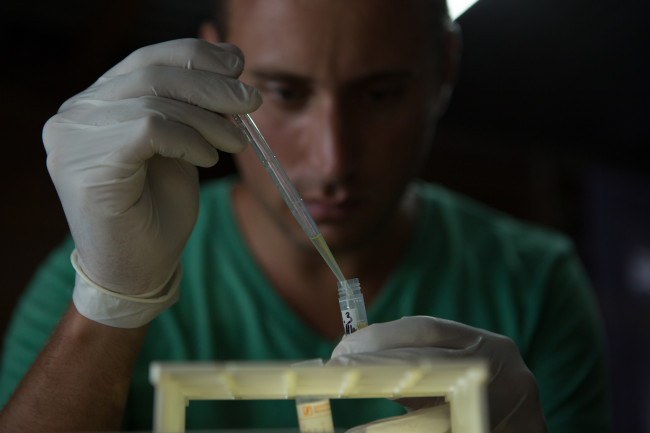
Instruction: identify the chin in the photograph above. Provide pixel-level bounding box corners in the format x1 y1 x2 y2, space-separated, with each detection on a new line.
313 224 371 254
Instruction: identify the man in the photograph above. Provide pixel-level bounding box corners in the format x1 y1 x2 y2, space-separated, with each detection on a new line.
0 0 609 431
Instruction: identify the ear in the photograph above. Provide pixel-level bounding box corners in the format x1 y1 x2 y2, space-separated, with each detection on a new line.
442 22 462 86
437 22 462 113
198 20 220 43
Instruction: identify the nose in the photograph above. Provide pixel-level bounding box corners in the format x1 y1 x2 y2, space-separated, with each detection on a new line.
303 97 356 185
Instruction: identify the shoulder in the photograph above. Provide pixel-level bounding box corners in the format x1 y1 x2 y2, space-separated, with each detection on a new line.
417 181 574 262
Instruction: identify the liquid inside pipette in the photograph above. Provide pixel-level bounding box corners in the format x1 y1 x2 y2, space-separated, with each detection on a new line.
233 113 346 285
310 234 345 283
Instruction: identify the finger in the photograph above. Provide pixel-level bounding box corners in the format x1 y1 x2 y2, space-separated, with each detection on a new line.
67 66 261 115
46 117 222 170
331 317 488 357
104 39 245 77
57 96 249 154
117 117 223 168
344 405 451 433
327 346 484 419
328 346 484 367
329 346 543 433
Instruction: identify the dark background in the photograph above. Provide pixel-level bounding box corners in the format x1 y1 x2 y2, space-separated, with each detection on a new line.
1 0 649 431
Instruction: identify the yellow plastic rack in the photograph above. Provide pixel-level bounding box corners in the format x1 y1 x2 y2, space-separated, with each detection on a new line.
150 360 488 433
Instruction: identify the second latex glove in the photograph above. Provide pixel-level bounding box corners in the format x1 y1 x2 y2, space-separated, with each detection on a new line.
329 316 547 433
43 39 261 327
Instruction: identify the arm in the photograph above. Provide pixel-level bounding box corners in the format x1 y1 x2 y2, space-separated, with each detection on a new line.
0 305 147 432
0 38 261 431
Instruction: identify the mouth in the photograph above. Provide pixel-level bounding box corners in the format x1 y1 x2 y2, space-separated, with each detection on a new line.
303 198 361 223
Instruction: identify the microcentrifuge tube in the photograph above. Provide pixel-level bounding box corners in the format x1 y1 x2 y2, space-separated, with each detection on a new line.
338 278 368 335
293 359 335 433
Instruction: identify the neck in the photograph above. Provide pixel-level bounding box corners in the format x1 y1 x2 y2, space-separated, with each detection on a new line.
231 180 420 339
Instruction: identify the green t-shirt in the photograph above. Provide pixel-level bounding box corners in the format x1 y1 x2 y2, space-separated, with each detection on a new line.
0 178 610 431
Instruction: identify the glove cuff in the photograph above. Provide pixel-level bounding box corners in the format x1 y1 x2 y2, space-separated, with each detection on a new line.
70 249 181 328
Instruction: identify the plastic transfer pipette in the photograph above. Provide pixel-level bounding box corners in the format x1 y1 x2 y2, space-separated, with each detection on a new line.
232 113 346 284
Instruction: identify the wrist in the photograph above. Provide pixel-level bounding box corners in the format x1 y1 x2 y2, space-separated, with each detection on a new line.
67 303 150 341
71 249 181 328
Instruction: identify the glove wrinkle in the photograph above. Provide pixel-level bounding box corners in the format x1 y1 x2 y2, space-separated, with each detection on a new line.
71 250 181 328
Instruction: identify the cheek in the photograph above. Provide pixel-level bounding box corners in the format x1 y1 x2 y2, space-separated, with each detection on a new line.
233 118 301 217
359 111 433 181
235 105 291 184
245 108 312 180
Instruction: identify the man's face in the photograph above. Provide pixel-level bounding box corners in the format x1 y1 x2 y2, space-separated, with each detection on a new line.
228 0 450 251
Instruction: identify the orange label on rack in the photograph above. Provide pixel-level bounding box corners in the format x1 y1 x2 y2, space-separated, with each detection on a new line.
296 399 335 432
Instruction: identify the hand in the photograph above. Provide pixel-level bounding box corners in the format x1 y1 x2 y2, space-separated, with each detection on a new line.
43 39 261 320
329 316 547 433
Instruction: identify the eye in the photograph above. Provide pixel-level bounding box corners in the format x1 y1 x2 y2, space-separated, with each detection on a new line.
273 86 300 101
360 83 407 107
263 81 310 110
367 89 396 102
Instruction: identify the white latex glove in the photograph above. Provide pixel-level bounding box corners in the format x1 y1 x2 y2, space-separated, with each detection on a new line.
43 38 261 327
329 317 547 433
345 405 451 433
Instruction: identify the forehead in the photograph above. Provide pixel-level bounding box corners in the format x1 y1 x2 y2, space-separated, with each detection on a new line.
227 0 438 81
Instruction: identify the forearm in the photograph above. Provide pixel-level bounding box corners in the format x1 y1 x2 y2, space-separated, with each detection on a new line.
0 303 148 432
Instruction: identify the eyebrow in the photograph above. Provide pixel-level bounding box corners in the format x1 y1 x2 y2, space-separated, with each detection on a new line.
247 70 311 85
355 70 415 85
247 69 416 86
